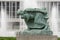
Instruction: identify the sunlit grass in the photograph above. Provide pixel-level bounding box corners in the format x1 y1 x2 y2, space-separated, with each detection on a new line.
0 37 60 40
58 38 60 40
0 37 16 40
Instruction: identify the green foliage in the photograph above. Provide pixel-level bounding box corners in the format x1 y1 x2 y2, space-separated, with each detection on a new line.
58 38 60 40
0 37 16 40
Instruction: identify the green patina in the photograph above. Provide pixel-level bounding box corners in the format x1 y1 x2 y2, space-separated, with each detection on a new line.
17 8 53 35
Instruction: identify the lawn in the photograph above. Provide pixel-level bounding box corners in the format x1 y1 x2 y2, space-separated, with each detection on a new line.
0 37 16 40
58 38 60 40
0 37 60 40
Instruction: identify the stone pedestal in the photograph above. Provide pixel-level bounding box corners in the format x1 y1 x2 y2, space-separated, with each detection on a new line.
16 34 57 40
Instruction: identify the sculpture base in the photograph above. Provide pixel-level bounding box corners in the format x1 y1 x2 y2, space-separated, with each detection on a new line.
16 34 57 40
20 30 53 35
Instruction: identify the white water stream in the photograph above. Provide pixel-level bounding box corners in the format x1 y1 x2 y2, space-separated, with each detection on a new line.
0 0 59 37
0 8 16 37
51 5 58 35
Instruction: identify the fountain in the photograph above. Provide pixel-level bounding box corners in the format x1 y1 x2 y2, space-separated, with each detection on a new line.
16 0 57 40
0 8 16 37
51 4 58 35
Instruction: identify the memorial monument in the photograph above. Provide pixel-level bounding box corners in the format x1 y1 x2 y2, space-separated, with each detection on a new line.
17 8 53 35
16 8 57 40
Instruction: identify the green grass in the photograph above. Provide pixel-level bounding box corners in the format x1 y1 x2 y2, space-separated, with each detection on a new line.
0 37 16 40
58 38 60 40
0 37 60 40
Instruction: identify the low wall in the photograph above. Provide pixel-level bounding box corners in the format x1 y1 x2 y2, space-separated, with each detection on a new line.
16 34 57 40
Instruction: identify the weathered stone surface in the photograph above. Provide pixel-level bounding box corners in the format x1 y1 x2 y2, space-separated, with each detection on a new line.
16 34 57 40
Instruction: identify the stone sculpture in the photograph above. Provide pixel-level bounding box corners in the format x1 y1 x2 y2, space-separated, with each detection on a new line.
17 8 53 35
